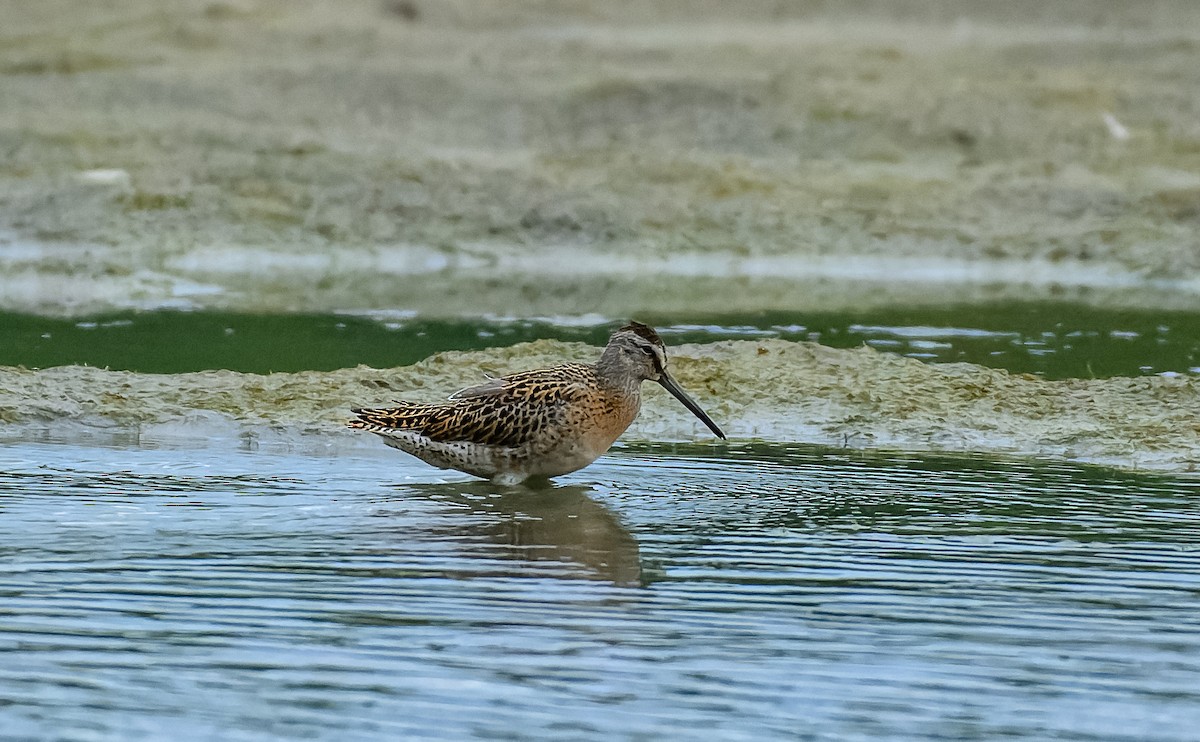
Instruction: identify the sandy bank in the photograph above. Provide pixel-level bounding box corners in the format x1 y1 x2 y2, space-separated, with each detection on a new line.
3 339 1197 472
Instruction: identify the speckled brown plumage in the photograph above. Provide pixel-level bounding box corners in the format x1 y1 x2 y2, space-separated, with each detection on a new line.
350 364 599 449
349 321 725 484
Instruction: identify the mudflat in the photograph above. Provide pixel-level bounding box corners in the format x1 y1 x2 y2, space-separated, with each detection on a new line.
2 0 1199 316
3 339 1197 472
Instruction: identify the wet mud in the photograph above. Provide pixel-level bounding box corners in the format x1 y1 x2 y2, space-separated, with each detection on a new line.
2 1 1200 316
3 339 1197 472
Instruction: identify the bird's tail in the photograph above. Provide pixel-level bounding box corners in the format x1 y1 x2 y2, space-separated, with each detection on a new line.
348 401 435 432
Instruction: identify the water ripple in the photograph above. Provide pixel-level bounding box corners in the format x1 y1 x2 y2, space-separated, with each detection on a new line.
1 442 1199 740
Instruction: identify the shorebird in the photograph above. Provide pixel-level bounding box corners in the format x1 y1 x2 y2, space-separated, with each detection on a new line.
349 321 725 484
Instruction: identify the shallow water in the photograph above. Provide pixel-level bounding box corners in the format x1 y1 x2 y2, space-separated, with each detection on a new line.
3 441 1199 741
3 303 1199 378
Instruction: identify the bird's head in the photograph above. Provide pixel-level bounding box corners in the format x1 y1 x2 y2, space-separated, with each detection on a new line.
600 321 725 440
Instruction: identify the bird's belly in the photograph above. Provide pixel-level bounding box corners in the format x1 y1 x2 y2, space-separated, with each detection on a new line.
527 403 636 478
526 440 607 478
381 433 503 479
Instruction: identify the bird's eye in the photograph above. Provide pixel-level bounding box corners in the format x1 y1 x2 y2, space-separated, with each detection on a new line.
641 346 655 356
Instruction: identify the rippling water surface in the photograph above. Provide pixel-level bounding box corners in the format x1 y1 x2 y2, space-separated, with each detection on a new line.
2 441 1199 741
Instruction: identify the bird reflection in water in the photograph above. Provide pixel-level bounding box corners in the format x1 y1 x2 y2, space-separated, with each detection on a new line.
399 482 642 586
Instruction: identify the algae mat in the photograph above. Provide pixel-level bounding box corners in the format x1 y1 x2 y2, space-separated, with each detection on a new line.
3 339 1198 472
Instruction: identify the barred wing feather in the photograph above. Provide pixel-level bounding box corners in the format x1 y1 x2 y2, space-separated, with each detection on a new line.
350 364 595 448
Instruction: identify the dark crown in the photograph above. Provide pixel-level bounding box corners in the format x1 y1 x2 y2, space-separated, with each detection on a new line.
618 321 662 346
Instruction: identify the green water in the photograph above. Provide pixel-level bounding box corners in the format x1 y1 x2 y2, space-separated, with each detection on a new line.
2 303 1198 378
2 441 1199 741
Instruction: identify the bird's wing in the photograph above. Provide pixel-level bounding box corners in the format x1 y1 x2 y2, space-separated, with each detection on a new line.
350 364 595 447
447 372 501 400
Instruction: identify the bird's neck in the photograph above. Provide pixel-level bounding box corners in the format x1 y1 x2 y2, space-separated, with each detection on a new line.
594 351 643 397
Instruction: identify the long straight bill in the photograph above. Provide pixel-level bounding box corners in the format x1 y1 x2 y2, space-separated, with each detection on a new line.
658 372 726 440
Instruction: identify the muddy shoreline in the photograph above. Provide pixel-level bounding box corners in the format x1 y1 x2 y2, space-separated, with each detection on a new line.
3 339 1197 473
3 1 1200 316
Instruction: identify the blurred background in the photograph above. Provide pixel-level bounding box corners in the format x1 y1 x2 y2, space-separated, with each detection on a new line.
2 0 1199 375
